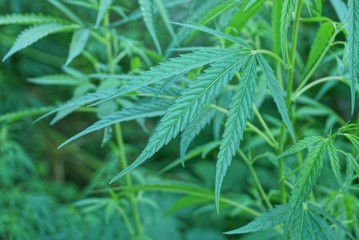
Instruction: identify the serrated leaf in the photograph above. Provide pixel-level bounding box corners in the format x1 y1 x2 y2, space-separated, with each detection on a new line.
59 99 173 148
28 74 84 86
215 56 256 210
347 153 359 179
110 53 249 184
257 54 295 142
95 48 240 104
281 0 299 61
0 13 66 25
180 108 216 164
3 23 77 61
65 28 90 66
278 136 324 158
225 204 288 234
286 140 328 236
304 21 335 76
139 0 161 54
326 141 342 188
343 133 359 150
348 0 359 113
95 0 112 27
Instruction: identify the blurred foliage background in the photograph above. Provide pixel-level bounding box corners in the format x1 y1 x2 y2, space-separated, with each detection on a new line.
0 0 357 239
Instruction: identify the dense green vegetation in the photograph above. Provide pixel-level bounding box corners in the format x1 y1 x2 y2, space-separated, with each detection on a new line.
1 0 358 239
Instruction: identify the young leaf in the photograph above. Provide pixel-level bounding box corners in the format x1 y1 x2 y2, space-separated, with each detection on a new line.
281 0 299 60
59 99 173 148
286 140 328 235
180 108 216 164
215 56 256 210
257 54 295 142
65 28 90 66
139 0 162 54
244 0 257 11
95 0 112 28
110 53 249 184
2 23 77 61
0 13 66 25
326 141 342 188
225 204 288 234
304 21 335 76
348 0 359 113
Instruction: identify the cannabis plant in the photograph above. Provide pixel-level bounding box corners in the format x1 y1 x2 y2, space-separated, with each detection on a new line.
1 0 359 239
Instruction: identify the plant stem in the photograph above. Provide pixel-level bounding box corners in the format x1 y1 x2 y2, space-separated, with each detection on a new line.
277 0 303 204
114 123 143 236
237 149 273 209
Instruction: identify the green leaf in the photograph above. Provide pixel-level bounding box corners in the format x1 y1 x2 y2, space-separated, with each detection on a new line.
347 153 359 179
343 133 359 150
139 0 161 54
304 21 335 76
0 13 66 25
95 48 241 104
281 0 299 61
65 28 90 66
215 56 256 210
278 136 324 158
326 141 342 188
110 53 249 184
2 23 77 61
59 99 173 148
180 108 216 164
286 140 328 235
329 0 347 23
257 54 295 142
244 0 257 11
348 0 359 113
225 204 288 234
228 0 265 32
95 0 112 27
28 74 84 86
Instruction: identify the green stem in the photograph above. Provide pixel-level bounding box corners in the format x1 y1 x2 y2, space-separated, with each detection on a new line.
237 149 273 209
253 105 277 147
114 124 143 236
253 49 285 66
277 0 303 204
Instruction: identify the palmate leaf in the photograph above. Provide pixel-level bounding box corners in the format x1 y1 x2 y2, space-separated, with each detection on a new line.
225 204 288 234
180 108 216 164
304 21 335 76
286 140 328 236
348 0 359 113
139 0 161 54
257 54 295 141
59 99 174 148
95 0 113 27
281 0 299 61
215 56 256 210
0 13 67 25
65 28 90 66
110 53 249 183
39 48 235 122
2 23 78 61
326 141 342 188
